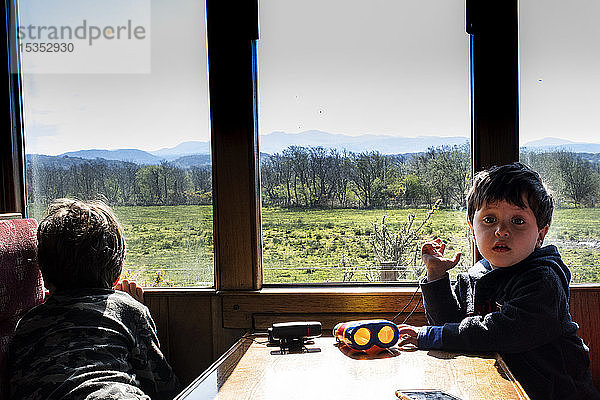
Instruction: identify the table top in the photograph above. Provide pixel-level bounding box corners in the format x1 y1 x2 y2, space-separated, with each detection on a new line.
176 335 529 400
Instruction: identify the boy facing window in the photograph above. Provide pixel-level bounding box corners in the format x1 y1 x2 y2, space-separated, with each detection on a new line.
399 162 599 400
8 199 179 400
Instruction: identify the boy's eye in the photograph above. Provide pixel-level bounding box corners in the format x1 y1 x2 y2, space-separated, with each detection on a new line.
482 216 496 224
512 217 525 225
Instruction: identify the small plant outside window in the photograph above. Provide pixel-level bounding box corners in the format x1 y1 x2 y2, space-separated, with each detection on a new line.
368 199 441 282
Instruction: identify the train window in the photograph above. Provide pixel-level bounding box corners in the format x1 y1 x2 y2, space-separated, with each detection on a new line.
19 0 214 286
519 0 600 283
258 0 471 283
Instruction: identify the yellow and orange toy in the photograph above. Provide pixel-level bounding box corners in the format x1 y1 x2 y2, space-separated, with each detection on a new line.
333 319 400 354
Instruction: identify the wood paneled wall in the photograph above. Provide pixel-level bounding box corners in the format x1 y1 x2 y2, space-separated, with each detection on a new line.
144 290 244 386
570 286 600 388
146 286 600 389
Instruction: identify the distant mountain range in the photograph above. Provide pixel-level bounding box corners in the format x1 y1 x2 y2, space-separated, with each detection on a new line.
37 131 471 166
25 131 600 167
520 137 600 153
151 141 212 159
259 130 469 154
59 149 163 164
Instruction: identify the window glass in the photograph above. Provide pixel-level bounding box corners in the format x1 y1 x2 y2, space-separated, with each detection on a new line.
520 0 600 283
19 0 213 286
258 0 471 283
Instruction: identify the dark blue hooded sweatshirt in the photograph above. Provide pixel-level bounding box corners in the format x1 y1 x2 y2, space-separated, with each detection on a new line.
419 245 599 400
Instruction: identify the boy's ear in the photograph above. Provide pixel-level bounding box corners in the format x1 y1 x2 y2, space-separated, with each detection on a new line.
537 225 549 247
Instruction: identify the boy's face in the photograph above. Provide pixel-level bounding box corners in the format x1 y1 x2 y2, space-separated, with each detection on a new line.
469 198 549 269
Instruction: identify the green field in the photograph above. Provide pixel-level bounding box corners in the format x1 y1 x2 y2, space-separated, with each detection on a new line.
114 205 215 286
110 205 600 286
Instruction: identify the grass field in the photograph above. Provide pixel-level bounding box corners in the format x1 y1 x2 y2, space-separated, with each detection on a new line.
114 205 215 286
261 207 471 283
108 205 600 286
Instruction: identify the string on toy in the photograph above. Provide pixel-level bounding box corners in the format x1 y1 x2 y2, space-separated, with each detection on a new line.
390 283 421 324
400 292 422 324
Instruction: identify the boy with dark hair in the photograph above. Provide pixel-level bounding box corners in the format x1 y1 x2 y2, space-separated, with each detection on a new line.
8 199 179 400
399 162 599 400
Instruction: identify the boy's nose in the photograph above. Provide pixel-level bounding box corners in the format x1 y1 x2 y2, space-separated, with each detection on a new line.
495 225 510 237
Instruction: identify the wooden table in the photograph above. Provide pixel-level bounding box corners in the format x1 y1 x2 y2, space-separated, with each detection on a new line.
175 335 529 400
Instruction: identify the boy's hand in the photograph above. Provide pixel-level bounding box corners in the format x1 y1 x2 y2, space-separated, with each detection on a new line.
397 324 419 347
421 238 461 282
114 279 144 304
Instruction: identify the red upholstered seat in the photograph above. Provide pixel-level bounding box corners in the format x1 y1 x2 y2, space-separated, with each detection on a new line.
0 218 44 399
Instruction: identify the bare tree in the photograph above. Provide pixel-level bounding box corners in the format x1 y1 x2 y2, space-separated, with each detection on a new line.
554 151 599 206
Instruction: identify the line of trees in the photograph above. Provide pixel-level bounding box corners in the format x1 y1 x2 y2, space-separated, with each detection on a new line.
261 145 600 209
260 144 471 208
27 160 213 207
26 145 600 209
522 150 600 207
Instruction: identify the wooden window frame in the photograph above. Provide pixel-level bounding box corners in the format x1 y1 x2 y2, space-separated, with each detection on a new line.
208 0 520 292
1 0 26 215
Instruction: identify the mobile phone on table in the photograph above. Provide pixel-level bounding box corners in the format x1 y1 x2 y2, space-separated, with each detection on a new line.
395 389 462 400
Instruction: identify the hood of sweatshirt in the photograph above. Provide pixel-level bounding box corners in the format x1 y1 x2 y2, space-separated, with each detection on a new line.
469 245 571 297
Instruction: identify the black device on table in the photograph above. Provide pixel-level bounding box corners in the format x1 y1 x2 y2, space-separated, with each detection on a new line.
267 321 322 354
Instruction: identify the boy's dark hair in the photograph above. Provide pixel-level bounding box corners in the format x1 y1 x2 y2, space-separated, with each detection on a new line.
37 198 126 290
467 162 553 229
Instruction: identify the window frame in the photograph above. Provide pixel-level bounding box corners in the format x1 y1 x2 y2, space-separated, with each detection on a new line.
1 0 26 215
207 0 520 290
2 0 520 294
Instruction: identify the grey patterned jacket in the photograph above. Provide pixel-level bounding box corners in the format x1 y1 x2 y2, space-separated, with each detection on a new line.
8 288 180 400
